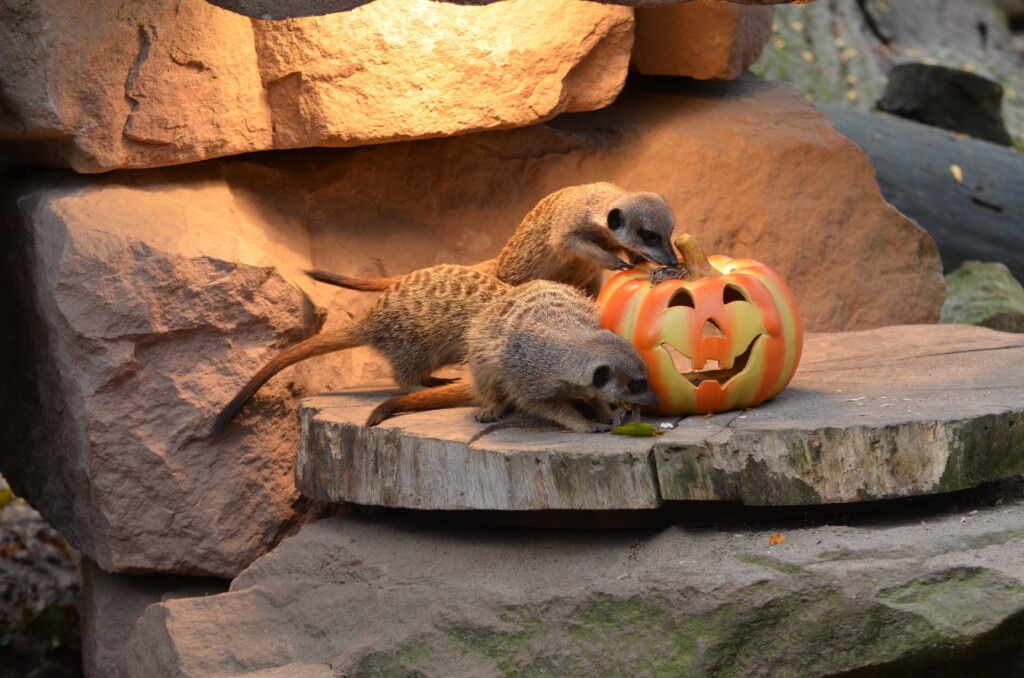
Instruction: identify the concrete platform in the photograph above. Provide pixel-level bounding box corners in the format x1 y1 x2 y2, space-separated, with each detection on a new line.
297 325 1024 510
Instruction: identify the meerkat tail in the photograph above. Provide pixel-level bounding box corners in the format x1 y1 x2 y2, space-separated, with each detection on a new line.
304 269 403 292
212 326 366 437
366 381 478 427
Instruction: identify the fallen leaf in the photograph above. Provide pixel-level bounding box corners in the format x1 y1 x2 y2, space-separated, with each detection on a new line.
950 164 963 183
611 423 665 437
769 533 786 546
702 413 715 421
0 487 13 508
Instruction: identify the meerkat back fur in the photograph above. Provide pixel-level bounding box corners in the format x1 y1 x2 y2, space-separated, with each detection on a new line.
366 281 660 432
212 265 510 435
306 182 677 296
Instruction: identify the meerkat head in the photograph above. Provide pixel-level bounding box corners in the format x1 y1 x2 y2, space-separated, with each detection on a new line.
603 192 679 268
580 332 660 408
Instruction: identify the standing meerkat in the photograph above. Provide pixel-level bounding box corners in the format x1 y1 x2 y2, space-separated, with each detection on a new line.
306 182 678 296
366 281 660 432
212 265 510 436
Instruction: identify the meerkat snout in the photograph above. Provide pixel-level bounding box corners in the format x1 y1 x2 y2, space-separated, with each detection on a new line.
607 194 678 268
588 333 660 409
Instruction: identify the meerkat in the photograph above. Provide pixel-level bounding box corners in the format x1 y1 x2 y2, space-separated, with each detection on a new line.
365 281 660 432
211 265 511 436
305 182 678 297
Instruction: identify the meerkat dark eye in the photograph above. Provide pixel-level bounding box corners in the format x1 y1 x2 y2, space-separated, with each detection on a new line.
607 208 624 231
592 365 611 388
628 379 649 394
638 229 661 247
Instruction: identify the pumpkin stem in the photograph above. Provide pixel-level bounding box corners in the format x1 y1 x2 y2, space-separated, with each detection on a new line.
653 234 722 282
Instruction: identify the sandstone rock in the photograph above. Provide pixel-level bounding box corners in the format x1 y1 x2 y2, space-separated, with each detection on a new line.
206 0 802 21
299 325 1024 510
297 75 944 334
117 492 1024 677
0 75 942 576
0 0 632 173
0 166 344 577
0 0 272 172
632 0 774 79
80 558 227 678
251 0 633 151
941 261 1024 333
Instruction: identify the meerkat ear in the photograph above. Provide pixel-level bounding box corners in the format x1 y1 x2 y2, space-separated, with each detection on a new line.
592 365 611 388
607 208 624 231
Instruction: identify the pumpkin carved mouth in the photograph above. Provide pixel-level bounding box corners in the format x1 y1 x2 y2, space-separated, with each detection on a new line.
660 335 762 387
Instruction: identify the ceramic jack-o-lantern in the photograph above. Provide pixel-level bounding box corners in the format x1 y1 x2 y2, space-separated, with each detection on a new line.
597 234 802 415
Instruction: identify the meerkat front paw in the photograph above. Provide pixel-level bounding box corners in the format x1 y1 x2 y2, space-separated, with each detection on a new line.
475 404 508 423
587 423 614 433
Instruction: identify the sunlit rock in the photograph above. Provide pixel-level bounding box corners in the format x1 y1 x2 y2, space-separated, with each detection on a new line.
632 0 774 79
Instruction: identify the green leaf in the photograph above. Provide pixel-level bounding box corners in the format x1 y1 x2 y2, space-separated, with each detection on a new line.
611 423 665 437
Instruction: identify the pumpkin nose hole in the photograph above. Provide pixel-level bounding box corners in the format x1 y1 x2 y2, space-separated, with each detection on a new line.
701 319 724 338
668 289 695 309
723 285 748 304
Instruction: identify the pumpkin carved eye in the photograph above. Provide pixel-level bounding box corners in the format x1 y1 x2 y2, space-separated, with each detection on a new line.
668 289 695 309
723 284 748 304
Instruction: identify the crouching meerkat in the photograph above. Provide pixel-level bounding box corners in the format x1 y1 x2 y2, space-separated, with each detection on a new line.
307 182 679 296
366 281 660 433
212 265 511 436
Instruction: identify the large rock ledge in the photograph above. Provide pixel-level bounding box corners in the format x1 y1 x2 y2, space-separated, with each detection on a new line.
117 495 1024 677
299 325 1024 510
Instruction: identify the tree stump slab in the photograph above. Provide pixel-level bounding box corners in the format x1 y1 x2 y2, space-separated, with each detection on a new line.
297 325 1024 510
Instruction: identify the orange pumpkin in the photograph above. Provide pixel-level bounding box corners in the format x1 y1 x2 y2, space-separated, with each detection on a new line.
597 234 803 415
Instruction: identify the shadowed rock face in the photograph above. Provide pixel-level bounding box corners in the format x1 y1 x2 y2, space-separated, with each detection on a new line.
0 75 943 578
